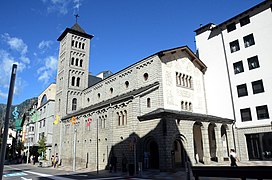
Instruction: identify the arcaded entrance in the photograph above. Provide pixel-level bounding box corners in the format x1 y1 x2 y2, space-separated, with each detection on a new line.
172 139 185 168
144 139 159 169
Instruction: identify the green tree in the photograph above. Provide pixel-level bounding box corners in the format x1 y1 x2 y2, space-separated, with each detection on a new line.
37 135 47 160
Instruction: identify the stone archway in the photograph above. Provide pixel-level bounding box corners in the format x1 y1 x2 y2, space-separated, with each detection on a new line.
221 124 229 160
208 123 217 161
172 139 185 169
193 122 204 164
144 138 159 169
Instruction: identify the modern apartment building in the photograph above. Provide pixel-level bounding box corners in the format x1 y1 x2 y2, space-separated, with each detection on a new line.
195 0 272 160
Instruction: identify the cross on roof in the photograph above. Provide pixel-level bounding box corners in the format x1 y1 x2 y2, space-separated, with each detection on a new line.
74 14 79 23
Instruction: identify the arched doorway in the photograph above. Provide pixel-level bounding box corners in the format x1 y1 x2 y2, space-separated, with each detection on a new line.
208 123 217 161
193 122 204 164
144 139 159 169
221 124 229 160
172 139 185 169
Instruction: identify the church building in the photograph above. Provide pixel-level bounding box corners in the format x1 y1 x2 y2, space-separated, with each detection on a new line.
52 22 234 172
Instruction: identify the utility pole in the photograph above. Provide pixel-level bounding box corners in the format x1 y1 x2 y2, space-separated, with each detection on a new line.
0 64 17 179
73 125 77 171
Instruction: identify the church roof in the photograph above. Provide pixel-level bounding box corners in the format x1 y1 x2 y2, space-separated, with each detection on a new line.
71 23 86 33
138 108 234 123
57 23 93 41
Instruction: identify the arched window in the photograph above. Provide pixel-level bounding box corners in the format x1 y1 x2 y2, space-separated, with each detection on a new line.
121 111 124 125
80 59 83 67
110 88 113 94
76 77 80 87
124 110 127 125
117 112 120 126
147 98 151 108
143 73 149 81
181 101 184 110
72 98 77 111
41 94 47 106
71 57 75 65
79 42 81 49
98 93 100 98
182 75 185 86
125 81 129 88
71 40 74 47
189 102 192 112
82 43 85 49
58 99 61 112
76 58 79 66
71 76 75 86
75 41 78 48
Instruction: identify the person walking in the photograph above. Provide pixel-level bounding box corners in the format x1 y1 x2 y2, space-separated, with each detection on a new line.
230 149 239 167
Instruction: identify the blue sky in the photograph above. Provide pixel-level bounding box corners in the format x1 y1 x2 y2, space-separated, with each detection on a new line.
0 0 263 105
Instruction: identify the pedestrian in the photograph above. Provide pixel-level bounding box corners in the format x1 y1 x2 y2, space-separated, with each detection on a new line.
121 153 127 172
230 149 239 167
32 155 35 165
51 155 55 167
54 153 59 168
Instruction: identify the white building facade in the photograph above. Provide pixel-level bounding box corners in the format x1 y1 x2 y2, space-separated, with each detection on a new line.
195 0 272 160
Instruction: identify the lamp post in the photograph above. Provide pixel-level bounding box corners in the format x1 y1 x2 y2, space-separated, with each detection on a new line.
96 117 99 174
73 125 77 171
0 64 17 178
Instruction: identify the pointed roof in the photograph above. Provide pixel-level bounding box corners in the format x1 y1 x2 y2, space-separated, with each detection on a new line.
57 23 93 41
71 23 86 33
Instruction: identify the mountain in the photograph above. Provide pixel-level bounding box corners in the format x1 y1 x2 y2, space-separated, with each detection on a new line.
0 97 37 128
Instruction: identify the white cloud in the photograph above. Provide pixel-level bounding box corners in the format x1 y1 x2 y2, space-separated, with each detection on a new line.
42 0 71 15
0 50 27 101
73 0 82 14
37 56 57 84
41 0 83 15
20 56 30 64
2 33 28 55
38 40 53 50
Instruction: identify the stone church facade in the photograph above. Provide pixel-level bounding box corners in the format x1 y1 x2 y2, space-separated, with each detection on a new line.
52 23 234 172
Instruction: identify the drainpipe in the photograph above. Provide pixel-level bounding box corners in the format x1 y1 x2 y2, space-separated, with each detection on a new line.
219 27 237 150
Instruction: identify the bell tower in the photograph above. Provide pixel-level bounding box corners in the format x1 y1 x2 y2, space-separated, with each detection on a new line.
55 22 93 117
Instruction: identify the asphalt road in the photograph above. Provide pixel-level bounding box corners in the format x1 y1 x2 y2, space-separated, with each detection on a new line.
2 164 148 180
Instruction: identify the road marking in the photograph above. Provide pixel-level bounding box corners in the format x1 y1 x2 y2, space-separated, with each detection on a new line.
24 171 52 177
21 177 32 180
3 172 27 177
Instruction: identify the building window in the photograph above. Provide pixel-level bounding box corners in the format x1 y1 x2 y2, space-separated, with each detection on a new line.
71 57 75 65
227 22 236 33
75 41 78 48
181 101 184 110
71 76 75 86
87 98 90 102
230 40 240 53
98 93 100 98
117 112 120 126
82 43 85 49
144 73 149 81
240 16 250 27
244 34 255 48
125 81 129 88
110 88 113 94
252 80 264 94
80 59 83 67
43 120 45 127
76 77 80 87
76 58 79 66
256 105 269 120
79 42 81 49
147 98 151 108
237 84 248 97
233 61 244 74
72 98 77 111
240 108 252 122
247 56 260 70
71 40 74 47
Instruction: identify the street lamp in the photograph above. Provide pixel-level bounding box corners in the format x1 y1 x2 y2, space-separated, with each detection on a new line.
73 125 77 171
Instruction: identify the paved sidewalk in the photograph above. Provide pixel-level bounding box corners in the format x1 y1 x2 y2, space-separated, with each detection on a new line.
49 160 272 179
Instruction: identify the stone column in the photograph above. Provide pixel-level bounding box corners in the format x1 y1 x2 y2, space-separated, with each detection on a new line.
201 123 211 164
215 124 224 162
226 124 234 150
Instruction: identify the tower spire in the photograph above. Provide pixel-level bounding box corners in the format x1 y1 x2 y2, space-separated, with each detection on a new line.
74 14 79 23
